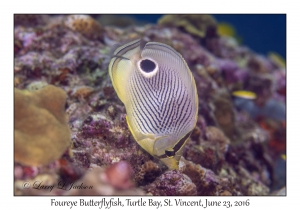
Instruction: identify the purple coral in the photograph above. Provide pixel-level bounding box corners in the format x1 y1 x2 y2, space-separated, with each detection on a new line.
145 170 197 196
81 115 112 138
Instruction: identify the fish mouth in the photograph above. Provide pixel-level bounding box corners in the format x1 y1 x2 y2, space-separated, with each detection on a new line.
159 155 181 170
153 135 174 156
154 131 192 158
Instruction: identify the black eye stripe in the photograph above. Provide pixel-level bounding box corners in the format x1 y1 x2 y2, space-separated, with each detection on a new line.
173 131 192 153
165 148 175 157
110 39 141 76
157 154 168 159
157 130 192 159
112 55 130 60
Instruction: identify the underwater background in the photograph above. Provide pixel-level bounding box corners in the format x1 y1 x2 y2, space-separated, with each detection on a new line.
14 14 286 196
105 14 286 58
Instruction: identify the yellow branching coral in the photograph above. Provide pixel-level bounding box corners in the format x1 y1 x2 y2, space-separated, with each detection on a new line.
14 85 71 166
158 14 217 38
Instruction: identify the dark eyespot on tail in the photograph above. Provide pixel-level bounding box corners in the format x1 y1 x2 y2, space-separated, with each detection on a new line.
140 59 156 73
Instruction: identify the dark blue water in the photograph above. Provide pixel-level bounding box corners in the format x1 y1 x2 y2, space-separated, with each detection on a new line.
128 14 286 59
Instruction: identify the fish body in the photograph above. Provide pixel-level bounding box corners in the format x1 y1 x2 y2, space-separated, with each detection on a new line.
109 39 198 169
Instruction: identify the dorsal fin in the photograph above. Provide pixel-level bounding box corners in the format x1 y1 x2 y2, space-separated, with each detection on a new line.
109 38 141 57
140 38 147 51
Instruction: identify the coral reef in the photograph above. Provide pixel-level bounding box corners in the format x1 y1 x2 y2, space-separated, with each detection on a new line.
14 14 285 196
183 126 230 173
135 161 161 185
158 14 217 39
179 157 237 195
14 85 70 166
144 169 197 196
64 15 103 40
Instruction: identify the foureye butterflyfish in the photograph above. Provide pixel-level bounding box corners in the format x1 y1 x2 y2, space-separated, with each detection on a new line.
108 39 198 169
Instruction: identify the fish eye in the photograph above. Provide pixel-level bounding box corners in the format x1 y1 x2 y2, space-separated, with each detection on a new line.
165 148 175 157
140 59 156 73
137 58 159 78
